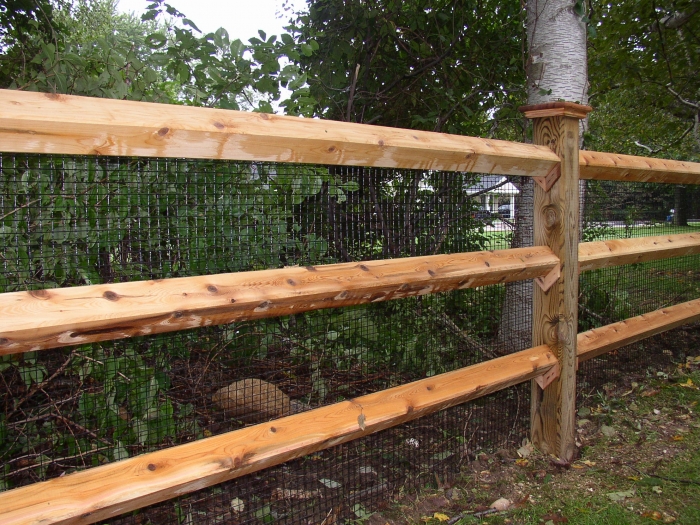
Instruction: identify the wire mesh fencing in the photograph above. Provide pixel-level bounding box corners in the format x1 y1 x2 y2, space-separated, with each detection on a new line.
0 154 697 523
578 179 700 396
0 154 528 523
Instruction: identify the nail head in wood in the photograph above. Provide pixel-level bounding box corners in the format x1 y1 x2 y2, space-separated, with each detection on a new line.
518 101 593 120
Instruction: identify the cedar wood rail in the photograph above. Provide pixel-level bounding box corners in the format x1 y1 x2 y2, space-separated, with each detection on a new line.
1 90 700 524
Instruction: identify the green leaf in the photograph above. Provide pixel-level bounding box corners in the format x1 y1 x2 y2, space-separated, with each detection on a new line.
214 27 229 48
341 181 360 192
146 33 167 49
300 43 314 57
182 18 201 32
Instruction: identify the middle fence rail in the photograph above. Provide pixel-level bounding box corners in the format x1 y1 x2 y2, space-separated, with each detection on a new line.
0 89 699 524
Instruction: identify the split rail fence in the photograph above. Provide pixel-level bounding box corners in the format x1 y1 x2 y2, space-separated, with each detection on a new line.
1 90 700 524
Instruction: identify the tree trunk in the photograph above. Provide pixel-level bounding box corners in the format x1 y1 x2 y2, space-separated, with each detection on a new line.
497 0 588 352
674 185 689 226
496 178 534 354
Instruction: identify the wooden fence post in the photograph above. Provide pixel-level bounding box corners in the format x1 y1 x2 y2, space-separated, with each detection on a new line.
519 102 592 461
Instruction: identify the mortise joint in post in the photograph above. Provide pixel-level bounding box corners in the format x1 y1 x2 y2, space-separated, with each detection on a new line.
535 362 560 389
533 164 561 192
535 263 560 292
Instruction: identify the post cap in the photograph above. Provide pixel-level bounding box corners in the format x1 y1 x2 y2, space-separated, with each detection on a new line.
518 101 593 119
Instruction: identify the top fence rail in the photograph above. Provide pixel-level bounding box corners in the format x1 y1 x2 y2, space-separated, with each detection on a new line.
1 89 699 185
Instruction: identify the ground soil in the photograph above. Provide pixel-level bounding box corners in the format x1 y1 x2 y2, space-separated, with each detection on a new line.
371 345 700 525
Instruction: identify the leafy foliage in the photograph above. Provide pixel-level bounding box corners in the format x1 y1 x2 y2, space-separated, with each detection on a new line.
588 0 700 160
285 0 526 137
0 0 311 111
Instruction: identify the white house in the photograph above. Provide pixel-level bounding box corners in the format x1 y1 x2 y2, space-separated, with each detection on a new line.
465 175 519 219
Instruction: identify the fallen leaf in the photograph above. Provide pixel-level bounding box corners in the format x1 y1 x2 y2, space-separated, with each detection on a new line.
642 389 660 397
642 510 663 520
582 460 596 467
572 464 585 469
490 497 511 511
515 458 529 467
601 425 616 437
679 379 697 389
550 457 570 468
607 489 635 502
652 485 663 494
319 478 341 489
230 498 245 513
672 435 684 441
517 441 534 458
433 512 449 522
513 494 531 507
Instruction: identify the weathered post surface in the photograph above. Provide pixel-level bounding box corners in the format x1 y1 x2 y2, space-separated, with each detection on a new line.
519 101 592 461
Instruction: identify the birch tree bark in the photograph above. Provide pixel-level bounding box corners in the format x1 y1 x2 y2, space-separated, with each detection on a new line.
497 0 588 353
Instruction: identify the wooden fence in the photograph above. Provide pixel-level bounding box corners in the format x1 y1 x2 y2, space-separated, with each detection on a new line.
1 89 700 524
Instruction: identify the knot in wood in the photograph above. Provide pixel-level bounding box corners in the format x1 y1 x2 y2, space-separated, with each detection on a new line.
103 291 119 301
545 317 560 345
542 204 559 230
557 317 574 345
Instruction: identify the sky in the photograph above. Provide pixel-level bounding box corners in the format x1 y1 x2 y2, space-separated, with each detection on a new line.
116 0 304 42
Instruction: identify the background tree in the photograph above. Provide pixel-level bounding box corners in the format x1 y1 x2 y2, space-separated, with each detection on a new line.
280 2 531 358
286 0 525 136
497 0 589 352
588 0 700 225
0 0 309 110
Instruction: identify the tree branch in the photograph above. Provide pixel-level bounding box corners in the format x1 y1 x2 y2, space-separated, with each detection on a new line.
666 84 700 110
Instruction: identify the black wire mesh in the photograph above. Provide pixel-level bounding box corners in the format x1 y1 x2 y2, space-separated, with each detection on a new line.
0 154 527 522
578 179 700 396
1 154 697 523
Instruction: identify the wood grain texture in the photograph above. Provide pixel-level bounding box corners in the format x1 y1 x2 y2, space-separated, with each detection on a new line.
519 102 593 120
578 298 700 362
579 233 700 271
580 150 700 185
0 89 560 176
0 246 559 355
0 345 557 525
530 114 581 462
